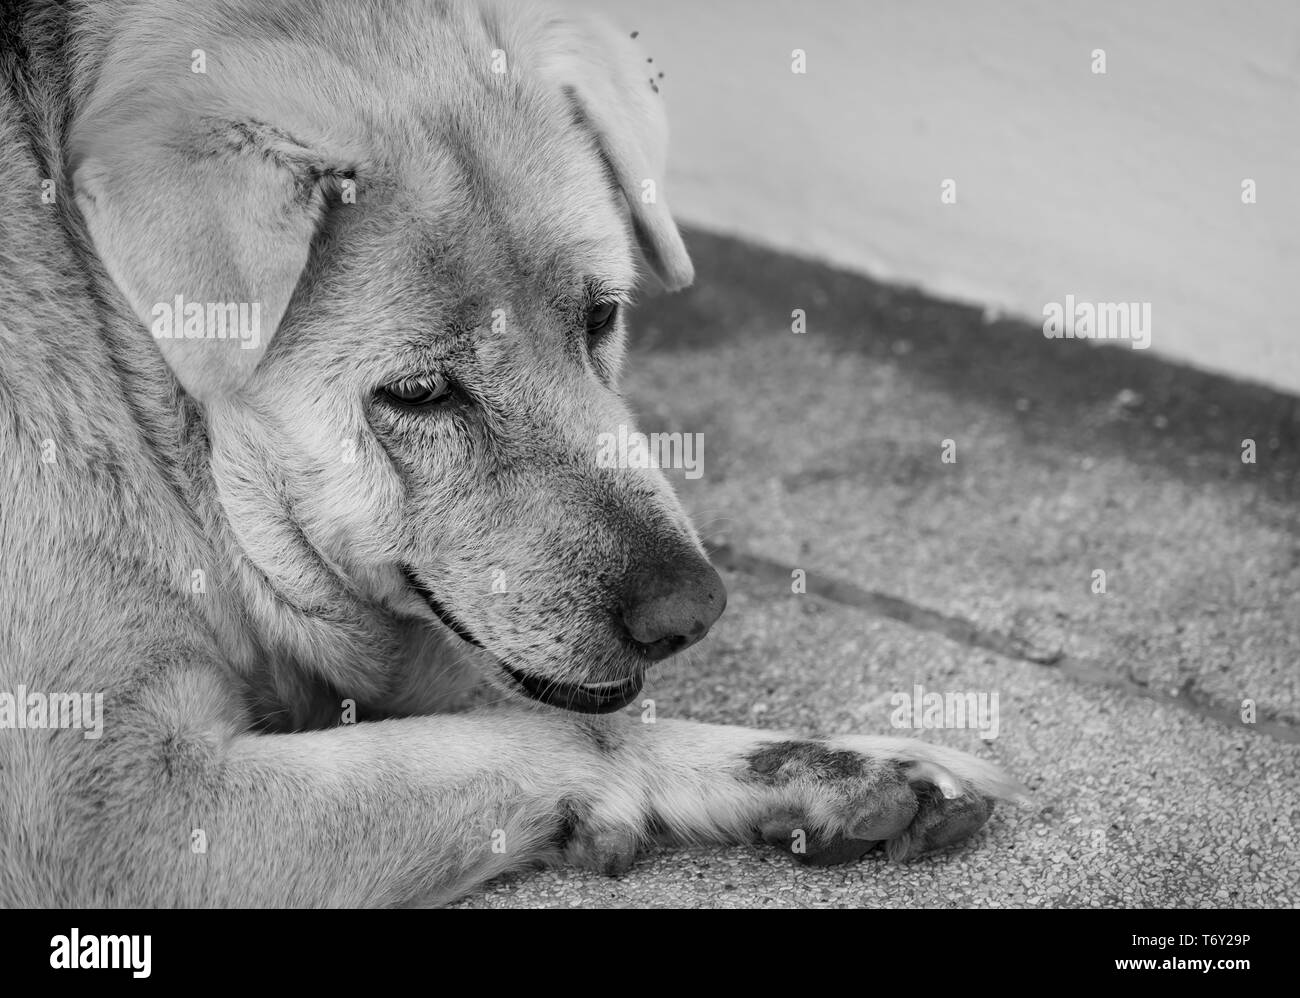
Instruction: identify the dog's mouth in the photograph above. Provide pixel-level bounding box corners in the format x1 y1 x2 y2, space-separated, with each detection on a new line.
498 663 643 714
401 567 643 714
402 567 484 648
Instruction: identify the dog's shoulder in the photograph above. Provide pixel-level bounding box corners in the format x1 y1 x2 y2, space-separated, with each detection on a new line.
0 48 228 704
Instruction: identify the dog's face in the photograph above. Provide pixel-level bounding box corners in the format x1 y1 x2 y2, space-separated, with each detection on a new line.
70 0 724 712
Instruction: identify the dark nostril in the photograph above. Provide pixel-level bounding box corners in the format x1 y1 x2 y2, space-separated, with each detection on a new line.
631 633 690 662
620 555 727 661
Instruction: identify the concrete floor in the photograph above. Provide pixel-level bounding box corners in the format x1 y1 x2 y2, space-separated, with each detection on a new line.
455 229 1300 908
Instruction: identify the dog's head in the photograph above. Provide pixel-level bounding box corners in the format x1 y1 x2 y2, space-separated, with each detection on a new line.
70 0 724 713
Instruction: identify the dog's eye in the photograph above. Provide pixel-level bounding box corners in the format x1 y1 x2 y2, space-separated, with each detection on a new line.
379 375 451 408
585 301 618 337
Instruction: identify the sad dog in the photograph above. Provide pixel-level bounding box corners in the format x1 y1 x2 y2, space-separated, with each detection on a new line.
0 0 1021 906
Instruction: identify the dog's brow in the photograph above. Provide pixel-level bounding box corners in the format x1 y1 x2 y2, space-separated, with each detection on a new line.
584 278 633 304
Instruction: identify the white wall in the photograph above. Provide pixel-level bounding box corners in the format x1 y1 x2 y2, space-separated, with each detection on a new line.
572 0 1300 392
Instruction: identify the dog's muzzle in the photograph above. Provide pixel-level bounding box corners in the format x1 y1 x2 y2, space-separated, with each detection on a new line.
401 567 646 714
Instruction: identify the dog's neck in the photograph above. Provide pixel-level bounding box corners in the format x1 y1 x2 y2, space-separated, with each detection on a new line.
187 401 468 729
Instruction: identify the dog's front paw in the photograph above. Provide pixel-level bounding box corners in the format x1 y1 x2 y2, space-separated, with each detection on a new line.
746 736 1025 865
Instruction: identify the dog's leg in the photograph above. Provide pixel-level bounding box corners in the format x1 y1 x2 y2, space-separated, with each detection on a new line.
557 716 1025 873
78 695 635 907
78 684 1020 906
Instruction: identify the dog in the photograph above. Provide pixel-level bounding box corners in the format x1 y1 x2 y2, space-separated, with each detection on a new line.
0 0 1022 907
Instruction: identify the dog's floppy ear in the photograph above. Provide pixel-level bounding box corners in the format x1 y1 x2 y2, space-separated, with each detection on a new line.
542 18 694 291
71 114 326 403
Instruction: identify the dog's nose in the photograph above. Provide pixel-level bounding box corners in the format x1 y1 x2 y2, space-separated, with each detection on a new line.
620 555 727 661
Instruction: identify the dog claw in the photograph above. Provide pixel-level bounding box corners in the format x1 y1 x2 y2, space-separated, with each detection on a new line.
904 760 962 799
